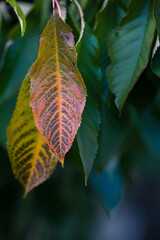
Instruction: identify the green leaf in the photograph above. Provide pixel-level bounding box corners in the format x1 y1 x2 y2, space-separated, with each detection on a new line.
94 0 126 64
107 0 156 112
7 75 58 196
67 2 81 38
152 46 160 78
6 0 26 36
66 9 80 43
29 12 86 165
93 0 127 171
94 0 126 100
154 0 160 39
94 0 126 66
76 26 101 183
83 0 103 27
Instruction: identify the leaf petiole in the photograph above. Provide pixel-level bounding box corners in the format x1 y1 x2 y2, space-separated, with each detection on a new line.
52 0 62 17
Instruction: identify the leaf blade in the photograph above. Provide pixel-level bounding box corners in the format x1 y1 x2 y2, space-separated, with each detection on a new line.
154 0 160 39
7 75 58 196
94 0 126 101
152 46 160 77
6 0 26 36
76 26 101 182
30 13 86 164
94 0 126 70
107 0 156 112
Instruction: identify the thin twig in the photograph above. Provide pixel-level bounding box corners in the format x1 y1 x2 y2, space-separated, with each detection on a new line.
52 0 62 17
52 0 55 10
55 0 62 17
71 0 85 45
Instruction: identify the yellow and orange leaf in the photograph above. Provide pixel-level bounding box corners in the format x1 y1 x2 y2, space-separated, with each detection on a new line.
29 12 86 165
7 75 58 196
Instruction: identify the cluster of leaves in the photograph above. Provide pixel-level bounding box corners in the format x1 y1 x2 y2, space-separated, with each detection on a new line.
1 0 160 212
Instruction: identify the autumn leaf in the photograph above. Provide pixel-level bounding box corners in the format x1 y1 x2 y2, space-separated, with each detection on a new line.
7 75 58 196
29 12 86 165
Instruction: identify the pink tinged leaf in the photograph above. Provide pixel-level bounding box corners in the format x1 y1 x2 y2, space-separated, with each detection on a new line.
30 13 86 165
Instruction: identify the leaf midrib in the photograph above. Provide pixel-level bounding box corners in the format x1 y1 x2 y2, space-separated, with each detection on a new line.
53 14 62 160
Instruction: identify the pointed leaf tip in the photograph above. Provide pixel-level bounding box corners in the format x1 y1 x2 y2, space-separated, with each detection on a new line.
60 157 64 167
76 26 101 181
